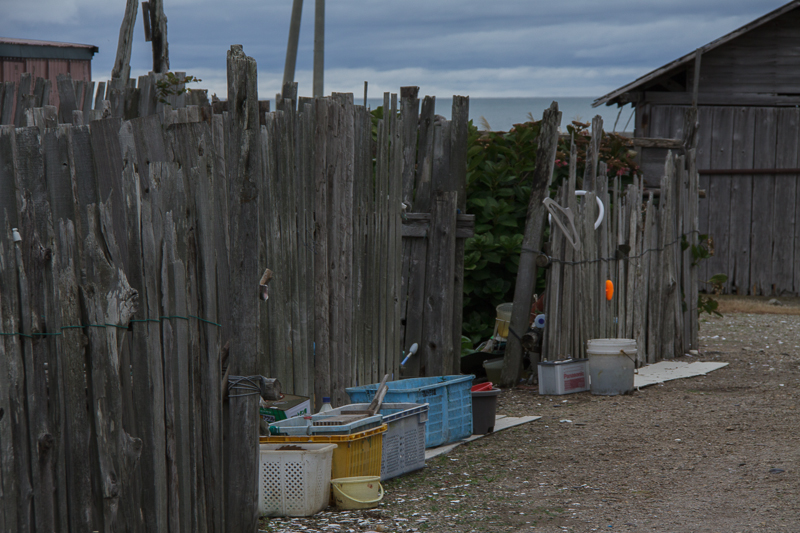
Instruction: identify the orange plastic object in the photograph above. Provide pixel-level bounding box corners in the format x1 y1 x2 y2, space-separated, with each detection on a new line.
605 280 614 301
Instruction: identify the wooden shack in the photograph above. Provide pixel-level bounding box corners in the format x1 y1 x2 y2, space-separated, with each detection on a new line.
0 37 97 110
594 0 800 297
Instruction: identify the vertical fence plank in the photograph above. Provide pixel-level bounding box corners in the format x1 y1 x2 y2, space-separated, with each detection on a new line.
313 99 331 402
421 190 457 376
388 94 403 377
224 45 261 533
401 96 434 378
449 96 469 374
16 126 58 533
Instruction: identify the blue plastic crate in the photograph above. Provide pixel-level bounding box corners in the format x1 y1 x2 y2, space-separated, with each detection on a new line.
345 375 474 448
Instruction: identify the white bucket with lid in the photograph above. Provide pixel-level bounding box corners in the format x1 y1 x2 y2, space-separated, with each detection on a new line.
586 339 637 395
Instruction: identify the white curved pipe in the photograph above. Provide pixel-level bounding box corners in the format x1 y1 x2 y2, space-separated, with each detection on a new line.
547 190 604 230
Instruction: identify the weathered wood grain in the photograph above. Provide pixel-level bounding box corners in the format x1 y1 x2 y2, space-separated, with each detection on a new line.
14 74 32 127
401 96 435 378
503 102 560 384
224 45 261 533
313 98 332 401
56 75 79 125
727 107 754 294
706 106 734 292
750 108 777 295
772 108 797 295
449 95 469 374
695 106 714 284
421 190 457 376
1 82 15 125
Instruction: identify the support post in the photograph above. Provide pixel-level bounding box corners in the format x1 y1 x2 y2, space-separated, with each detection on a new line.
313 0 325 97
282 0 304 95
501 102 561 388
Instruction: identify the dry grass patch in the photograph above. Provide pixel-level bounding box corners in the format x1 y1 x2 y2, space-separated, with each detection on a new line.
713 294 800 315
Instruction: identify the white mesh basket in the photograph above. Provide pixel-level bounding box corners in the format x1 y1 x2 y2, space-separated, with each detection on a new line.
259 442 337 517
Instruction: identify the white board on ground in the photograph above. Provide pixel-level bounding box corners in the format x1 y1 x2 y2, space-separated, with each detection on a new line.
424 416 542 460
634 361 729 389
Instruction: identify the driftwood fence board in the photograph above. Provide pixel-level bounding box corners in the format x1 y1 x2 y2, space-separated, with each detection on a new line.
541 116 698 364
0 53 473 531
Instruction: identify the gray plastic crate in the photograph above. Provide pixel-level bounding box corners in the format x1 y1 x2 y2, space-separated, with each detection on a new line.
338 403 428 480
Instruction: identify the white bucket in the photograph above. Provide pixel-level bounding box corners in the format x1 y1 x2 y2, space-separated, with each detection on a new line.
586 339 637 395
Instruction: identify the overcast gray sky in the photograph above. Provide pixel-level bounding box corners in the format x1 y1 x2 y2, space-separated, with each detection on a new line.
0 0 788 101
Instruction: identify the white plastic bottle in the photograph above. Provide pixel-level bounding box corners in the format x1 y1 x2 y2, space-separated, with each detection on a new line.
318 396 333 413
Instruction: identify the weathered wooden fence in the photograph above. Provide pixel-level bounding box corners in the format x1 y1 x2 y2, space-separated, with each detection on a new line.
0 71 213 128
0 45 470 532
541 112 700 362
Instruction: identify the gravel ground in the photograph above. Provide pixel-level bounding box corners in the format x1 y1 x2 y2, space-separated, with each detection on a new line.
260 310 800 532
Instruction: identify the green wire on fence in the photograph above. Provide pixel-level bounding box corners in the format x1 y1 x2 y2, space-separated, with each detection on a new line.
0 314 222 338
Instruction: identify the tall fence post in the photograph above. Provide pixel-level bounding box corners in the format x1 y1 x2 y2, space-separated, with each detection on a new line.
224 45 261 533
502 102 561 387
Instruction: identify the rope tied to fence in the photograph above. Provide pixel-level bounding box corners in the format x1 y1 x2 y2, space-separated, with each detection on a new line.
522 230 700 267
227 376 265 399
0 314 222 339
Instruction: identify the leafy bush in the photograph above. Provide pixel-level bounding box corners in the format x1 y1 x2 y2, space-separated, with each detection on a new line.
462 120 640 344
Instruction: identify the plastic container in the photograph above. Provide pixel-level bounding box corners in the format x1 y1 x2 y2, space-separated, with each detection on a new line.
495 303 513 338
260 424 387 479
471 382 494 392
331 476 383 510
346 375 474 448
335 403 428 480
587 339 637 395
258 442 337 517
482 358 503 384
268 411 382 436
537 359 590 395
319 397 333 413
471 387 500 435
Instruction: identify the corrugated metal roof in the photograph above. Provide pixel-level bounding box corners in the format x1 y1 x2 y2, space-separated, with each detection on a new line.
0 37 98 60
0 37 97 50
592 0 800 108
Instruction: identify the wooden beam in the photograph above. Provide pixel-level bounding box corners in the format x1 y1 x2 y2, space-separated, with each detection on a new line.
644 91 800 107
401 213 475 238
224 44 261 533
150 0 168 73
631 137 683 149
111 0 138 80
692 48 703 109
501 102 561 387
313 0 325 97
282 0 304 92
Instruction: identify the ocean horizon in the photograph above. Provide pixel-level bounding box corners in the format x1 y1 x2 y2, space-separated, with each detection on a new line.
364 96 635 134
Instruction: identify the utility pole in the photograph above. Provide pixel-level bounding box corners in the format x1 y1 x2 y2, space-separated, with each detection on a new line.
282 0 304 96
313 0 325 97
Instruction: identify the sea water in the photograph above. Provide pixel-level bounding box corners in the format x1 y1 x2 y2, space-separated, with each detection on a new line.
365 96 635 134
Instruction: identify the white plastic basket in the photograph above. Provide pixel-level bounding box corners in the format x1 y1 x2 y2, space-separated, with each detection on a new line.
258 442 337 517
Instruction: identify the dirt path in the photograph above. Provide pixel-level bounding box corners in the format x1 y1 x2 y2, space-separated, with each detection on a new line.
261 311 800 532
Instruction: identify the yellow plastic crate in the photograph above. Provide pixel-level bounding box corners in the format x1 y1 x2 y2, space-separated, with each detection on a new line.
260 424 387 479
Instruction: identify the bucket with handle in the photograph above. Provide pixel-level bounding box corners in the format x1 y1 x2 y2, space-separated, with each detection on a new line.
586 339 637 395
331 476 383 510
